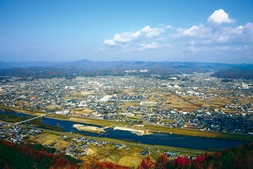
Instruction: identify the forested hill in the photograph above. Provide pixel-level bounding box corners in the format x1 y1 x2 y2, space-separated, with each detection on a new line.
0 60 238 79
212 65 253 80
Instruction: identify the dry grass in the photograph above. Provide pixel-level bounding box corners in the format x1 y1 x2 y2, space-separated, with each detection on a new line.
121 102 140 107
99 157 115 163
70 108 92 116
54 140 70 150
69 91 83 98
118 156 141 168
45 105 62 110
36 133 59 145
239 97 253 104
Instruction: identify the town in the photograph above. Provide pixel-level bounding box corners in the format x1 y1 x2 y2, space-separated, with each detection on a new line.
0 72 253 135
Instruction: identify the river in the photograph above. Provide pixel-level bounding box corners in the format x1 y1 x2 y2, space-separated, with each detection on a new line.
1 111 248 151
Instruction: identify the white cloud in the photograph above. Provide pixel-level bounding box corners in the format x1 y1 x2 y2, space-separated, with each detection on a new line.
185 45 232 53
138 42 158 51
227 25 243 34
166 25 172 29
244 23 253 37
141 25 165 37
102 25 171 52
185 46 210 53
176 19 253 58
103 25 170 46
99 9 253 63
104 39 116 46
182 25 200 36
176 24 212 38
113 33 131 43
207 9 235 24
176 21 253 47
217 35 229 43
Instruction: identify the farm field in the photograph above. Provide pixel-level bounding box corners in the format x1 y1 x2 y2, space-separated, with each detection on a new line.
24 129 203 168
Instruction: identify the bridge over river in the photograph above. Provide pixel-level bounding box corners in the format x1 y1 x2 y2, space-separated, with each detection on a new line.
14 112 53 125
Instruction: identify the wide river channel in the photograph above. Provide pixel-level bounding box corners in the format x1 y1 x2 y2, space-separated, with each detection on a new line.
3 111 248 151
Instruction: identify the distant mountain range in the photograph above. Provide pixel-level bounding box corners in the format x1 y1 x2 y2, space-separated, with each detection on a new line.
0 60 252 79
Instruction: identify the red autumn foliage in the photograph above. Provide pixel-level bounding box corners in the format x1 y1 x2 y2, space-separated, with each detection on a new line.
1 140 15 148
19 145 36 157
196 154 206 163
88 161 130 169
173 156 191 168
0 140 79 169
138 156 155 169
50 158 78 169
137 143 253 169
215 151 221 157
154 154 169 169
190 154 207 169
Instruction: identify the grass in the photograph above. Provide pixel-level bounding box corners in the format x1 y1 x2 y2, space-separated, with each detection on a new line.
127 116 139 120
48 114 71 120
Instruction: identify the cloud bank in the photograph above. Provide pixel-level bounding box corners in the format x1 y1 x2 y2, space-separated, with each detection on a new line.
100 9 253 63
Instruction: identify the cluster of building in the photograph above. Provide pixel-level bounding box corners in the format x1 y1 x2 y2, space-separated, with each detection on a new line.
0 122 42 143
139 108 253 134
0 73 253 134
62 135 129 157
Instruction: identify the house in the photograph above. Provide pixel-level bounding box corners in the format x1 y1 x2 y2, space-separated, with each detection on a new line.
140 151 150 156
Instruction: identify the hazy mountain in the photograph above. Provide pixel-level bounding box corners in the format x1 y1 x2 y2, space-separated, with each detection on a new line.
212 64 253 79
0 59 251 79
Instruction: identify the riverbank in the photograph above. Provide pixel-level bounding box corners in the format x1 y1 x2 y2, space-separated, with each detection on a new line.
73 124 105 133
59 115 253 142
32 128 205 155
114 126 152 136
145 125 253 142
1 105 253 142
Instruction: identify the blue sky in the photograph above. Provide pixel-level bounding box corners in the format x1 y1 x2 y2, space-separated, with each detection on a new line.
0 0 253 63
